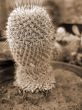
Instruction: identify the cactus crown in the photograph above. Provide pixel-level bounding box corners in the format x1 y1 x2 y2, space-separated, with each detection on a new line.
8 0 47 12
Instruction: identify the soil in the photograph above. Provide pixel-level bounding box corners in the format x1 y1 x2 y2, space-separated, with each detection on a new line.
0 68 82 110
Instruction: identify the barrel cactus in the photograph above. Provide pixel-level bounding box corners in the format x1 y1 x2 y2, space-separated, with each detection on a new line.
6 5 57 92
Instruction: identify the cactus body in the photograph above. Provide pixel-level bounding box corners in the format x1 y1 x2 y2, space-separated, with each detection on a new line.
6 5 56 92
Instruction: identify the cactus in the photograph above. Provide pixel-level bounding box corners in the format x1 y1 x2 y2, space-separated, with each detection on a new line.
6 5 56 92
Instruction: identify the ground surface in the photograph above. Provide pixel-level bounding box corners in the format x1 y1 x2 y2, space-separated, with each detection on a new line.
0 69 82 110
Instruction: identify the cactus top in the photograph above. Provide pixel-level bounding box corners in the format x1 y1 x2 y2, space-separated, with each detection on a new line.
7 5 56 67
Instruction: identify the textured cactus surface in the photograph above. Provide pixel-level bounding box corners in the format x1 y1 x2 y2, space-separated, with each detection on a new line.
6 5 56 92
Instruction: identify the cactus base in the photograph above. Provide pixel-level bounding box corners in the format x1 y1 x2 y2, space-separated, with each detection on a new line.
14 65 56 93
